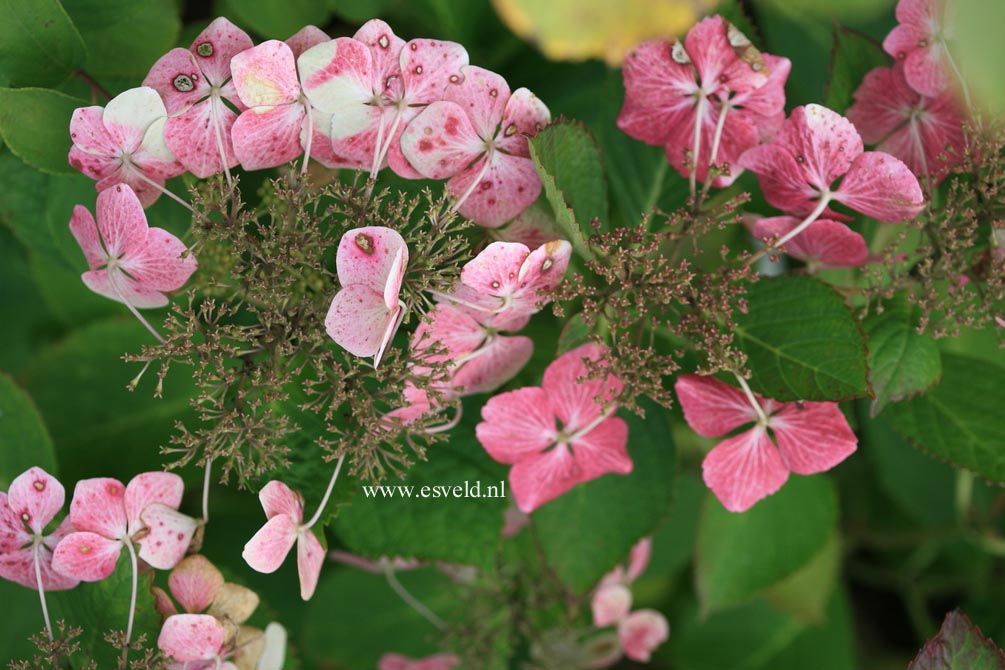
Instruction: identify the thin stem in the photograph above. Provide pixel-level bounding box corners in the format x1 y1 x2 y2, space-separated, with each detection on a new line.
697 100 730 208
567 406 618 443
33 543 54 641
733 371 769 425
112 276 167 344
129 168 193 212
745 193 831 268
202 457 213 523
688 93 707 205
384 563 445 630
209 95 234 187
450 153 493 216
301 103 314 175
122 539 139 666
955 469 974 525
368 107 388 185
303 455 346 530
373 107 404 177
424 402 463 434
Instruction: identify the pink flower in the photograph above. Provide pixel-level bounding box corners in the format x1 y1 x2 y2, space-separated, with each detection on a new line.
400 66 551 227
883 0 953 98
68 184 197 309
157 613 235 669
285 25 329 58
298 19 469 176
325 226 408 367
476 343 632 513
143 17 253 179
68 87 184 207
242 481 325 601
152 554 259 625
674 375 857 513
493 203 565 250
0 467 78 592
378 653 461 670
617 609 670 663
591 538 652 628
738 104 924 222
51 472 197 581
752 216 869 269
618 16 790 187
847 63 965 186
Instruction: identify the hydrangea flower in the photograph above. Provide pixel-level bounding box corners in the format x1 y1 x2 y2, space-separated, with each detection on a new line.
157 613 236 669
618 16 790 187
51 472 197 580
143 17 253 180
883 0 953 98
618 609 670 663
69 184 197 309
476 343 632 513
152 554 259 623
400 65 550 227
752 216 869 269
325 226 408 367
378 653 461 670
68 87 185 207
674 374 857 512
847 63 965 186
591 538 651 627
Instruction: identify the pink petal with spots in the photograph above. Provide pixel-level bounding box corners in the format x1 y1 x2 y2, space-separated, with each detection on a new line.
661 100 759 187
508 444 580 513
8 467 64 535
413 303 487 361
68 145 117 182
137 503 196 570
702 426 788 513
164 98 240 179
142 48 209 116
476 387 555 464
157 613 226 662
449 152 542 227
51 531 123 582
93 185 148 259
336 226 408 294
847 66 912 146
189 17 253 87
399 100 484 180
618 609 670 662
119 227 197 292
0 492 31 553
459 241 529 297
399 38 469 105
731 54 792 141
302 108 361 169
776 104 864 188
592 583 632 627
353 19 405 90
232 103 306 170
242 515 298 574
542 343 622 433
0 546 35 589
286 25 329 58
495 88 550 157
443 66 510 141
68 478 128 539
514 240 572 311
770 401 858 475
259 480 304 522
93 168 161 209
81 269 170 309
754 217 869 268
69 106 119 157
883 0 949 97
736 143 826 217
299 38 376 138
617 39 698 147
325 285 398 358
674 374 758 438
569 416 632 481
834 151 924 222
451 334 533 395
102 87 168 153
124 471 184 533
685 16 767 96
297 529 325 600
169 554 225 613
329 109 386 168
232 41 300 108
626 537 652 581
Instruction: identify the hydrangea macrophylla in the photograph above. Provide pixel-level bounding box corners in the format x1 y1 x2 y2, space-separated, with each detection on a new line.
618 610 670 663
143 17 253 181
68 87 185 208
476 343 632 513
0 468 78 638
618 16 790 189
847 63 965 186
400 65 551 227
591 538 651 627
883 0 953 98
152 554 259 623
298 19 469 177
378 653 461 670
674 374 858 512
752 216 869 270
157 613 237 670
325 226 408 367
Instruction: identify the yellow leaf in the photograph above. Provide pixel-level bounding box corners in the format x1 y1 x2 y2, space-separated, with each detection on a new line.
491 0 719 65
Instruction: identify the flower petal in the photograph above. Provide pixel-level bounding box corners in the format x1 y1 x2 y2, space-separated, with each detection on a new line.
399 100 484 180
207 582 260 624
81 269 170 309
124 471 184 533
452 334 533 396
514 239 572 312
51 531 123 582
617 39 697 147
68 478 128 539
769 401 858 475
232 103 306 170
69 106 119 156
617 609 670 662
137 503 196 570
157 613 225 662
702 427 789 513
7 467 64 535
142 48 209 116
325 285 397 358
569 416 633 481
443 66 510 141
286 25 329 58
776 104 864 189
626 537 652 581
448 152 542 228
592 583 632 627
299 37 375 135
95 184 149 260
102 87 168 153
542 343 622 433
508 445 579 513
736 143 825 217
459 241 529 298
119 226 197 292
476 387 556 464
68 204 106 270
0 493 31 554
163 98 240 179
753 217 869 269
296 528 325 600
242 515 298 574
336 226 408 293
169 554 224 613
258 480 304 523
495 87 550 157
231 41 300 108
399 38 468 106
189 17 253 88
834 151 925 222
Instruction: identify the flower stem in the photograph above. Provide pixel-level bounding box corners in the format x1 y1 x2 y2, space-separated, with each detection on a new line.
122 539 139 667
130 169 193 212
112 277 167 344
210 95 234 187
304 454 346 530
688 93 707 205
450 154 492 217
697 101 730 209
33 543 54 641
745 192 831 268
733 371 769 426
301 103 314 175
384 562 445 630
202 457 213 523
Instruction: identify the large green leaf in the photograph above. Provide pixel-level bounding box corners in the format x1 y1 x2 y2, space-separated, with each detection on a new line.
824 26 890 113
533 400 675 594
695 475 838 614
219 0 332 39
0 0 87 87
0 87 85 175
865 304 942 416
734 275 870 402
886 353 1005 482
0 227 61 374
0 373 56 488
761 531 841 624
909 610 1005 670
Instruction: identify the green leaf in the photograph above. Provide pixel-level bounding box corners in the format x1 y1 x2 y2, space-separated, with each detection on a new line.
696 475 837 614
886 353 1005 482
761 531 840 624
0 373 56 488
734 275 870 402
529 120 608 261
0 87 85 175
219 0 332 39
533 399 675 593
0 227 61 374
0 0 87 87
865 305 942 416
824 26 890 113
62 0 180 79
909 610 1005 670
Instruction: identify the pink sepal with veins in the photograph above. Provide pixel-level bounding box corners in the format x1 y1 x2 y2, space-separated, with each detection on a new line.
753 216 869 269
158 613 237 669
883 0 953 98
591 537 651 628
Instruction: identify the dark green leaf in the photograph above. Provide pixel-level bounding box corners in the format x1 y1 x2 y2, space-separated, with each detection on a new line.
734 276 870 402
696 475 837 614
761 531 840 624
0 373 56 488
533 399 675 593
865 304 942 416
0 87 84 175
824 26 890 113
0 0 87 87
219 0 332 39
0 227 62 373
909 610 1005 670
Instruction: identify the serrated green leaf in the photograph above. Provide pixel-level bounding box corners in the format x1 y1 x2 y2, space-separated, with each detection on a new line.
0 373 56 488
0 87 84 175
824 26 890 113
696 475 837 614
909 610 1005 670
886 353 1005 482
533 399 675 593
218 0 332 39
865 305 942 416
762 531 840 624
734 275 870 402
529 120 607 261
0 0 87 87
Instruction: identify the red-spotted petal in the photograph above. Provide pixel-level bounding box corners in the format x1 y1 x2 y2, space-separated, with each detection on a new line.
736 143 827 218
297 529 324 600
169 554 225 613
137 503 196 570
51 531 123 582
299 38 375 136
617 39 698 147
769 401 858 475
542 343 622 433
164 98 239 178
243 515 298 574
81 269 171 309
157 613 226 662
189 17 253 88
674 374 759 438
124 471 184 533
753 217 869 269
459 241 529 298
834 151 924 222
514 240 572 311
232 41 300 108
775 104 864 189
496 87 550 157
443 66 510 141
336 226 408 293
232 103 306 170
399 100 484 180
68 478 128 539
7 467 64 535
476 387 556 464
93 184 148 260
399 38 468 105
702 427 789 513
69 105 119 158
143 48 210 116
259 480 303 523
448 152 542 228
685 16 767 95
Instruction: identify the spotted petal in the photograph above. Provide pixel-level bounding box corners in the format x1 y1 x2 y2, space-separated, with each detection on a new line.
51 531 123 582
157 613 226 662
833 151 925 222
448 152 542 227
753 217 869 269
68 478 128 539
259 480 304 523
324 285 399 359
124 471 184 533
169 554 225 613
163 98 240 179
399 100 484 180
335 226 408 296
137 503 196 570
189 17 253 88
232 103 307 170
299 38 376 139
451 334 533 395
8 467 65 535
